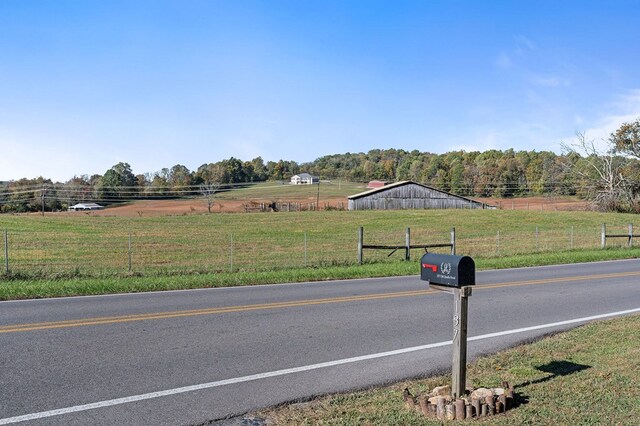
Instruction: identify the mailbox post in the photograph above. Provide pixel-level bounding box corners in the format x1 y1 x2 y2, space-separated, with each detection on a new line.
420 253 475 399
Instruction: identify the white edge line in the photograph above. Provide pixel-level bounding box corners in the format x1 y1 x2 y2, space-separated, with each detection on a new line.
1 307 639 424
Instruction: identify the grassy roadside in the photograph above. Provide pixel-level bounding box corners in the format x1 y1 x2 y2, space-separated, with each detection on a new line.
256 314 640 425
1 247 638 300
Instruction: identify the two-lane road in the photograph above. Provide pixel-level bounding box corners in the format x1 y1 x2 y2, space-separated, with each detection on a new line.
1 259 639 425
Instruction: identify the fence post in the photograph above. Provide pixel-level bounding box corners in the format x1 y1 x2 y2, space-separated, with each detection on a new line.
629 223 633 247
3 230 8 274
601 223 606 249
358 226 364 265
128 232 132 272
570 226 574 250
230 234 234 272
405 227 410 261
450 227 456 255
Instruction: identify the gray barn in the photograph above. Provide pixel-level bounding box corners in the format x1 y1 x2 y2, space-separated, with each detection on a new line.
347 181 492 211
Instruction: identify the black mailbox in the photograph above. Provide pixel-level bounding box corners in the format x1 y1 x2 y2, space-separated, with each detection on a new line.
420 253 475 287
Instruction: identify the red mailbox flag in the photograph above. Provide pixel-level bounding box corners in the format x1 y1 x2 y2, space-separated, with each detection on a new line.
422 263 438 273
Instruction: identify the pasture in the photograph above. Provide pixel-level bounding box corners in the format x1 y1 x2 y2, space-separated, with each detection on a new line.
1 180 638 299
1 208 638 281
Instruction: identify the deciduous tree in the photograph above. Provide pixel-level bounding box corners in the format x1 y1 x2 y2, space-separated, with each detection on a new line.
611 118 640 159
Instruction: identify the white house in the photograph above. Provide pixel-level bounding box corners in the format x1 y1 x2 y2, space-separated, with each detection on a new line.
290 173 319 185
69 203 104 211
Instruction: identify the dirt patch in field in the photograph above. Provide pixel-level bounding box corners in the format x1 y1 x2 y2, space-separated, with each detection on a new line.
65 197 348 217
477 196 589 212
57 196 588 217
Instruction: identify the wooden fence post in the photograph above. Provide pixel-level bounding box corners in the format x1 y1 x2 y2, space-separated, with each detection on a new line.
405 227 411 261
3 230 8 274
358 226 364 265
230 234 234 272
451 227 456 255
570 226 574 250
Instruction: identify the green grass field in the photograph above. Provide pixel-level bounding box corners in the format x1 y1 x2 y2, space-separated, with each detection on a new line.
214 180 366 201
1 208 639 299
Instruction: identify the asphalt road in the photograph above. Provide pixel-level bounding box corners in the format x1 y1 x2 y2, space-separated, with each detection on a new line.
1 259 640 425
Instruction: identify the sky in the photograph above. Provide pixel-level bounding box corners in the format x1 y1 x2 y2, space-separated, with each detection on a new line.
1 0 640 182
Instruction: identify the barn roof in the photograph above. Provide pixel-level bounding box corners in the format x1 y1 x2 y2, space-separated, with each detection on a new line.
348 181 489 206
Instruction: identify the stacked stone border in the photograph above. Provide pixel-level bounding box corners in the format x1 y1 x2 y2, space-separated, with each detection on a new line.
403 382 516 420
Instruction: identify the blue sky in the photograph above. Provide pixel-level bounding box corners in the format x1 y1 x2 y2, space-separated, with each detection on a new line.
1 1 640 182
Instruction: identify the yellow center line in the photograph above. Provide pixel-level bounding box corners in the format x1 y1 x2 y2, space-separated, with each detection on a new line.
478 270 640 289
1 270 638 334
0 290 436 333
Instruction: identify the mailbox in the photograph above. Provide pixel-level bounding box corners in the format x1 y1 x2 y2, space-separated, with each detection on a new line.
420 253 475 287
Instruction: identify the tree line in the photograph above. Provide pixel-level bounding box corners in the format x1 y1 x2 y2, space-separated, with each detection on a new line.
2 119 640 213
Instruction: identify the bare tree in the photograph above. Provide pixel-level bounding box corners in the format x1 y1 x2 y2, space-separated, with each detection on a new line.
200 182 221 214
561 132 631 211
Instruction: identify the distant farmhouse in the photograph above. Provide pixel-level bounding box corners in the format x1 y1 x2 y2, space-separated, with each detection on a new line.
290 173 319 185
69 203 104 211
348 181 493 211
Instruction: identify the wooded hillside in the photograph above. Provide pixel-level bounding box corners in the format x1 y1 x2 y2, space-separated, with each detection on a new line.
2 147 640 213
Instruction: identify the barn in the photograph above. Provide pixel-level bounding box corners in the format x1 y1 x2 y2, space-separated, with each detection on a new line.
347 181 492 211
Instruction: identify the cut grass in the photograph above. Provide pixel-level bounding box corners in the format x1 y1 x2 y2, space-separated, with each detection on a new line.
1 247 639 300
256 314 640 425
1 209 639 300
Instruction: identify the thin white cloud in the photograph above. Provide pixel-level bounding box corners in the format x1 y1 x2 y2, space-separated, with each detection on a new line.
515 35 536 52
529 76 571 87
495 52 513 69
495 35 535 70
562 89 640 151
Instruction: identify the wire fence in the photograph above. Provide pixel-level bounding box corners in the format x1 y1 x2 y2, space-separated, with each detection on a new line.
1 222 636 278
